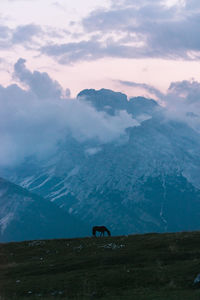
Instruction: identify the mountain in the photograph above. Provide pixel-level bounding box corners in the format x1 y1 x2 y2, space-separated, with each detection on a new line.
78 88 128 115
0 177 90 242
2 89 200 236
77 88 158 117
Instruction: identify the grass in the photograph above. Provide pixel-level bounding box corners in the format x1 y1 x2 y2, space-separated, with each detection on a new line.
1 231 200 299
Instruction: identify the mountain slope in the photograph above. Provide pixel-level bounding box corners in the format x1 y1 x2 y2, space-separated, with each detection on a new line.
2 89 200 236
0 178 90 242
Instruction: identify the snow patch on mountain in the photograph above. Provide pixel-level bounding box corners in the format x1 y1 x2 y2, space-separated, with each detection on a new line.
20 176 35 189
0 212 14 234
51 190 70 202
85 147 102 155
67 166 80 177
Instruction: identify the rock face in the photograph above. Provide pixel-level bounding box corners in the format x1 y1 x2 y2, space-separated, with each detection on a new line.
2 88 200 237
78 88 129 115
193 274 200 287
77 89 158 117
0 177 90 242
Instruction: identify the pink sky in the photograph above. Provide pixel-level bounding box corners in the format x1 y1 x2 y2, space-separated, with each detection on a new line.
0 0 200 98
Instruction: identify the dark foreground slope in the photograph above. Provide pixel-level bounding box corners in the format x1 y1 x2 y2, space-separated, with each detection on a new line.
1 232 200 300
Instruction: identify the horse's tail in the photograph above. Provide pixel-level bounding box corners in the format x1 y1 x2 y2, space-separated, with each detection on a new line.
105 227 111 236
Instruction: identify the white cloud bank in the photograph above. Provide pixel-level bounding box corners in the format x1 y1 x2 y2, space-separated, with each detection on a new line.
0 59 139 167
2 58 200 169
120 78 200 133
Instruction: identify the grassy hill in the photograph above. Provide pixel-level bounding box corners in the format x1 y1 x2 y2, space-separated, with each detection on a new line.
1 232 200 299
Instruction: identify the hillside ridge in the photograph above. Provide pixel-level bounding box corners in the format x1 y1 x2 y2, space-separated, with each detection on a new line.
1 231 200 299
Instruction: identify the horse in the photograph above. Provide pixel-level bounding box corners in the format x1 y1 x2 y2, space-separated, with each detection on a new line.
92 226 111 237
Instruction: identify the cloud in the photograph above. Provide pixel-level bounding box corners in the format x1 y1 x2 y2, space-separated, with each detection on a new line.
164 80 200 131
2 59 200 169
14 58 63 99
41 39 103 64
0 23 42 49
41 37 147 64
0 25 12 48
168 80 200 103
52 2 66 11
119 78 200 133
118 80 164 99
0 59 139 167
1 0 199 64
40 0 200 63
7 0 35 1
12 24 42 45
0 25 11 39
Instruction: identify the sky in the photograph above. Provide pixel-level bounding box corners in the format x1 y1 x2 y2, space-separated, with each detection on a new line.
1 0 200 97
1 0 200 167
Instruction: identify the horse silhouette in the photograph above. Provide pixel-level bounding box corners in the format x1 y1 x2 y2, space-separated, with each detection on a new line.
92 226 111 237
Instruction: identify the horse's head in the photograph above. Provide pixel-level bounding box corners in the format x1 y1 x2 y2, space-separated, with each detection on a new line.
92 226 96 236
106 229 111 236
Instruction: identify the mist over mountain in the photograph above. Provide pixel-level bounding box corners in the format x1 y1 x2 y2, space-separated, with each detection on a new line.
0 59 139 168
78 89 158 118
2 89 200 238
2 61 200 240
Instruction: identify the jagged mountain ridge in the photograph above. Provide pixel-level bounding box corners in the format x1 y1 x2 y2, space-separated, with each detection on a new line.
77 88 158 117
0 177 90 242
2 89 200 236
